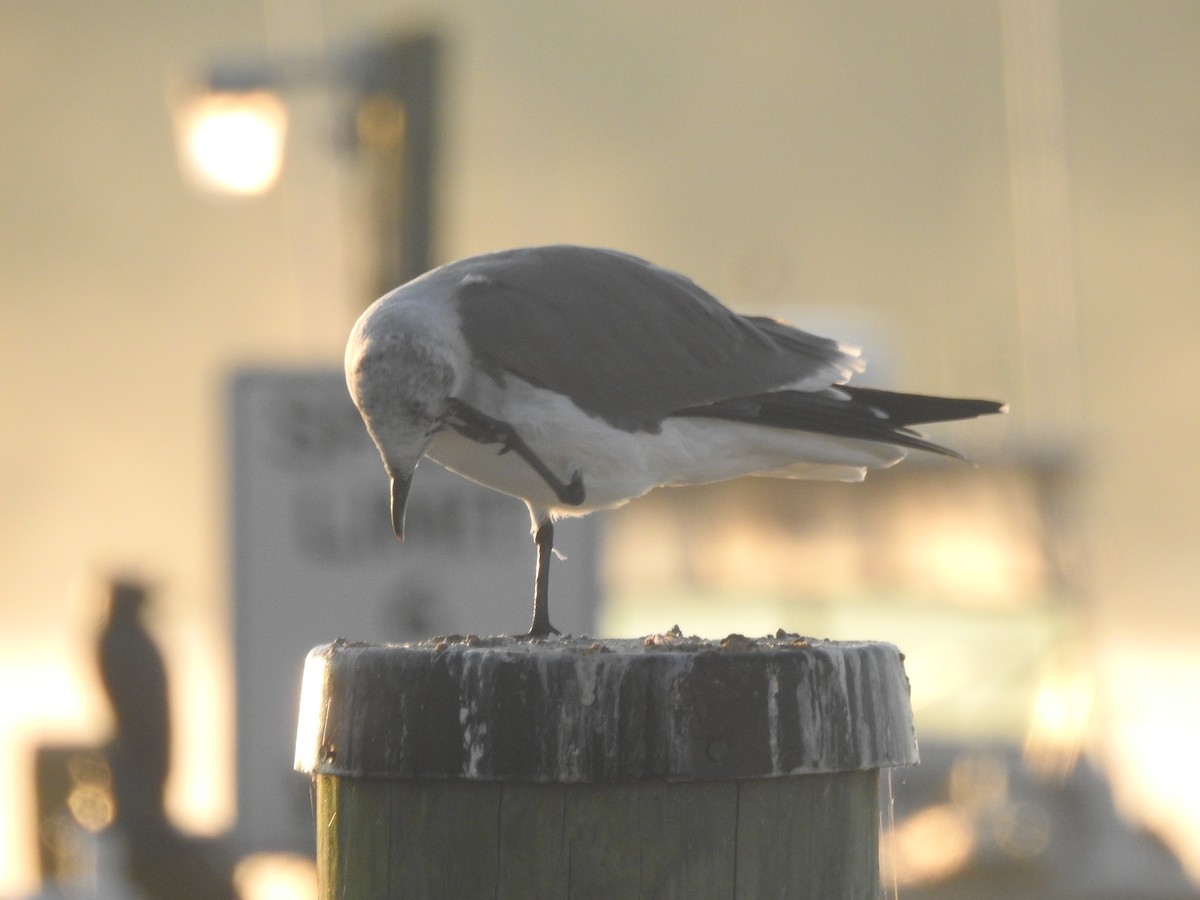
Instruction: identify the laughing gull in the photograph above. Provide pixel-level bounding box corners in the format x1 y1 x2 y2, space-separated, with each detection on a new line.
345 245 1005 636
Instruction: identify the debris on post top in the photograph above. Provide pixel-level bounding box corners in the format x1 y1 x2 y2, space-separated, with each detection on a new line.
295 629 918 783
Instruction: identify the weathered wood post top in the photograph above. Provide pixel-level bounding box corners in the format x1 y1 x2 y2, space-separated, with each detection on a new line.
295 629 918 898
296 629 917 783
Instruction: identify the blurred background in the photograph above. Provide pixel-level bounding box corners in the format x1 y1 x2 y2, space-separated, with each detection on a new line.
2 0 1199 897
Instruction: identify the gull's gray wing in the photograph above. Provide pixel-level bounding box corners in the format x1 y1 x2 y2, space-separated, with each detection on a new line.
447 245 859 433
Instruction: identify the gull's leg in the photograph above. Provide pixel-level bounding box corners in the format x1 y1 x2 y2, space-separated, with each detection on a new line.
527 518 559 638
442 398 585 506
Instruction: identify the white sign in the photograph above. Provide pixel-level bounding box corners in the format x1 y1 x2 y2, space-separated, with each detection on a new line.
229 367 599 853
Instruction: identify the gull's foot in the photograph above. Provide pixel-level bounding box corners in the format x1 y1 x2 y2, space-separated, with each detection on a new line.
559 472 585 506
517 622 560 640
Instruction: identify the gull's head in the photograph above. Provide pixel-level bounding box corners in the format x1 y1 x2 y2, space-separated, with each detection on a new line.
345 300 457 541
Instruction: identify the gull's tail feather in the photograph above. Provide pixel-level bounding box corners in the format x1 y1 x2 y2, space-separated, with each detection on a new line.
671 387 1006 460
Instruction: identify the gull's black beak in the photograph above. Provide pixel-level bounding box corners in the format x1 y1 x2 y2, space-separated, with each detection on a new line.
390 472 413 542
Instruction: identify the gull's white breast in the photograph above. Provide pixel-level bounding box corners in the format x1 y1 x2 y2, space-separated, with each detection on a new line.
427 370 906 519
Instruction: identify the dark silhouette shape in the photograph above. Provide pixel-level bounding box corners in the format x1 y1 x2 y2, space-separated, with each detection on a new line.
97 578 236 900
98 579 171 823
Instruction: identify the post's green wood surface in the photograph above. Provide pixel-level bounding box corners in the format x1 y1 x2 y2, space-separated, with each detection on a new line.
495 782 568 896
314 769 880 899
734 771 879 898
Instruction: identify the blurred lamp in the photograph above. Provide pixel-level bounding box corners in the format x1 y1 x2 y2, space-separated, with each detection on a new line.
172 33 437 291
174 90 288 195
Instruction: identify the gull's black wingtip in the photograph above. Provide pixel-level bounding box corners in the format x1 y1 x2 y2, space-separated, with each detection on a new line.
841 386 1007 426
671 386 1007 463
